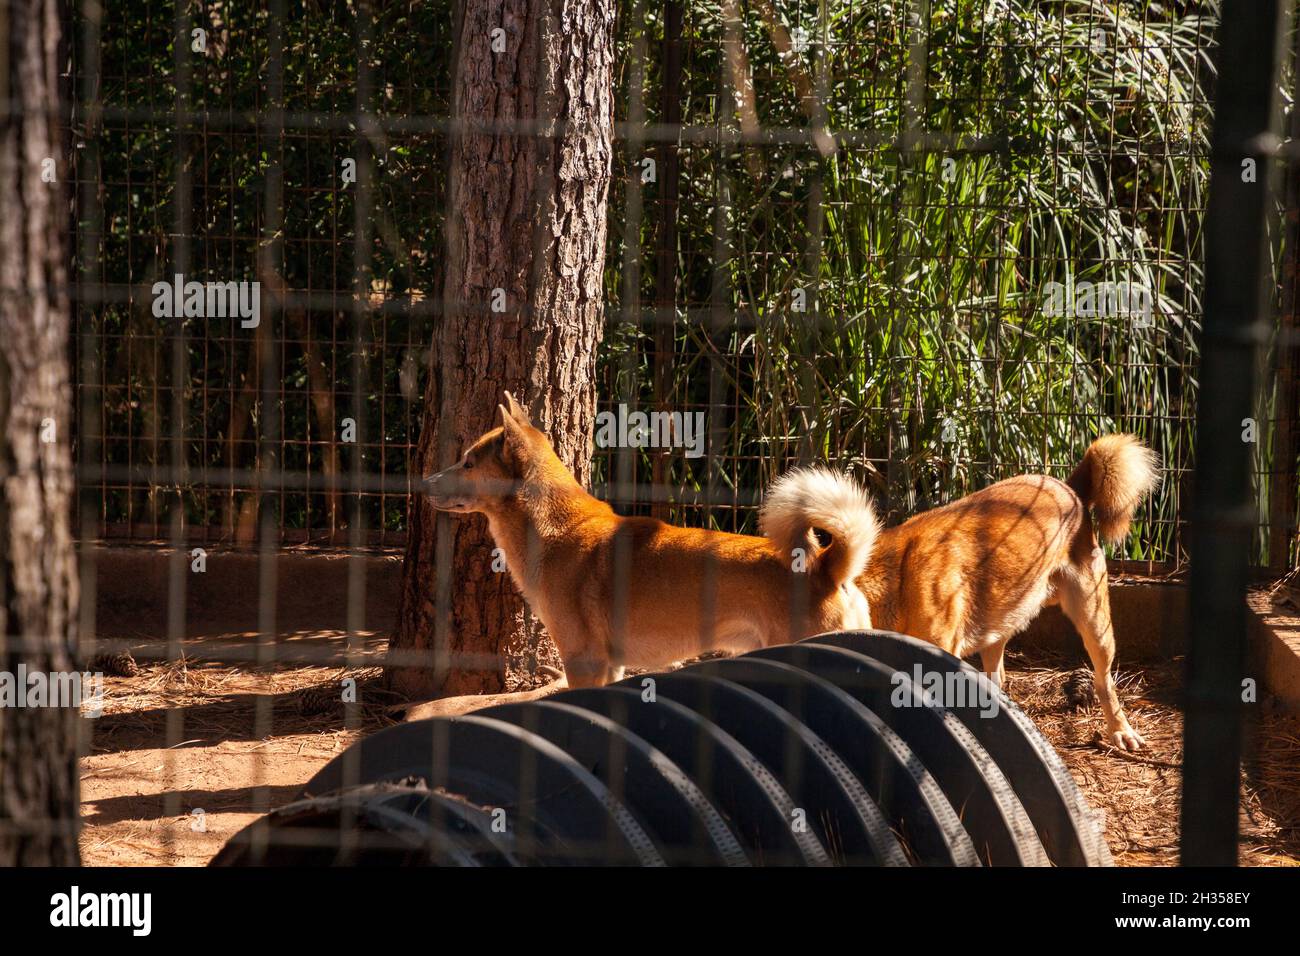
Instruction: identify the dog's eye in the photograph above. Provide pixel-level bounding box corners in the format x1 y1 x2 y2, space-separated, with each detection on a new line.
463 459 474 470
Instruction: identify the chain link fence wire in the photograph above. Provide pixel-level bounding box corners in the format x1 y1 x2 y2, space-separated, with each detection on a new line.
69 1 1252 566
51 0 1300 865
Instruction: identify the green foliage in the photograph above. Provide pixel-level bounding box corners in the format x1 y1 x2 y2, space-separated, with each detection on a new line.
80 1 453 540
81 1 1228 563
601 0 1219 563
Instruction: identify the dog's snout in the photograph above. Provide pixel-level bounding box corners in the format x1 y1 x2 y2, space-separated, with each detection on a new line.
423 465 456 490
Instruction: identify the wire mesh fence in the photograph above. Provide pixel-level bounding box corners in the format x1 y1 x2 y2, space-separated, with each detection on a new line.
69 0 1257 567
72 1 452 549
46 0 1300 867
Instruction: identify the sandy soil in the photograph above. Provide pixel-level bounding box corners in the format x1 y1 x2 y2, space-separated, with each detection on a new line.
77 637 1300 867
79 631 392 866
1006 647 1300 866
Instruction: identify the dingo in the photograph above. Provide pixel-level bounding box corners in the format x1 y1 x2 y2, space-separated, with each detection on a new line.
423 393 879 687
857 435 1160 750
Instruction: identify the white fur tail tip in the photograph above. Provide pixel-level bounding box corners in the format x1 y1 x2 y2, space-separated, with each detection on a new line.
760 467 880 585
1069 434 1161 544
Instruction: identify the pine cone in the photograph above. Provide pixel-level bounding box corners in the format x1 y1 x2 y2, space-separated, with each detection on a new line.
1062 667 1096 711
90 650 140 677
299 685 342 716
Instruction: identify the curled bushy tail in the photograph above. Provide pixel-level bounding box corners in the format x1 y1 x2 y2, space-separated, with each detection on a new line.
1067 434 1160 543
760 467 880 586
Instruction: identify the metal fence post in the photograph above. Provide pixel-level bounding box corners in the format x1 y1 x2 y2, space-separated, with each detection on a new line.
1181 0 1286 866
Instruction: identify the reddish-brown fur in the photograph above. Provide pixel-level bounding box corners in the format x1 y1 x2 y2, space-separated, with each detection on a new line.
423 393 1156 752
423 393 876 687
857 434 1159 750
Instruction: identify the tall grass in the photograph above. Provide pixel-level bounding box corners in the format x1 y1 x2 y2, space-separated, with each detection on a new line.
606 0 1220 563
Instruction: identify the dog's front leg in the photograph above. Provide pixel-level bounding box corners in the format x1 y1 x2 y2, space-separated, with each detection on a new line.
559 634 618 686
563 656 617 688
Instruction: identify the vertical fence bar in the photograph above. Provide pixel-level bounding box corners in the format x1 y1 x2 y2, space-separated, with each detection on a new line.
651 0 682 522
249 0 288 860
1269 19 1300 574
74 0 104 670
609 0 648 691
159 0 197 862
339 0 377 860
1180 0 1285 866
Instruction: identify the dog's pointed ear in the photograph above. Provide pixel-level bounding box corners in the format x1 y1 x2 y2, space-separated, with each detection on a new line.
502 390 533 426
498 402 527 449
496 403 530 474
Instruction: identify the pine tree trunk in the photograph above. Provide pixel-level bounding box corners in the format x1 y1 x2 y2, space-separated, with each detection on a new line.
0 0 81 865
386 0 615 698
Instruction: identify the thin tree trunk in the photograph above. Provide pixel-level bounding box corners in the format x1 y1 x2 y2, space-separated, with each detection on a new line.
385 0 615 698
0 0 81 865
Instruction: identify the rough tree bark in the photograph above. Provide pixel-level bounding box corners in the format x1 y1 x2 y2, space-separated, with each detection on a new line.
385 0 615 698
0 0 81 865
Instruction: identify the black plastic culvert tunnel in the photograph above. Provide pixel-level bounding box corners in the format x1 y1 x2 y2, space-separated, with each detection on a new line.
211 630 1112 867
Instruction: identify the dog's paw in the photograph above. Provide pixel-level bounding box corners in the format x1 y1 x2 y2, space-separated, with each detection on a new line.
1107 726 1145 752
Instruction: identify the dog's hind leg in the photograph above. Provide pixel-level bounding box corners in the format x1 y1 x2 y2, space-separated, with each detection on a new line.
1056 559 1145 751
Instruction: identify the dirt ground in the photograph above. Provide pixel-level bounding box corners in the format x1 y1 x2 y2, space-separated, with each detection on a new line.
79 631 393 866
1007 647 1300 866
78 636 1300 867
